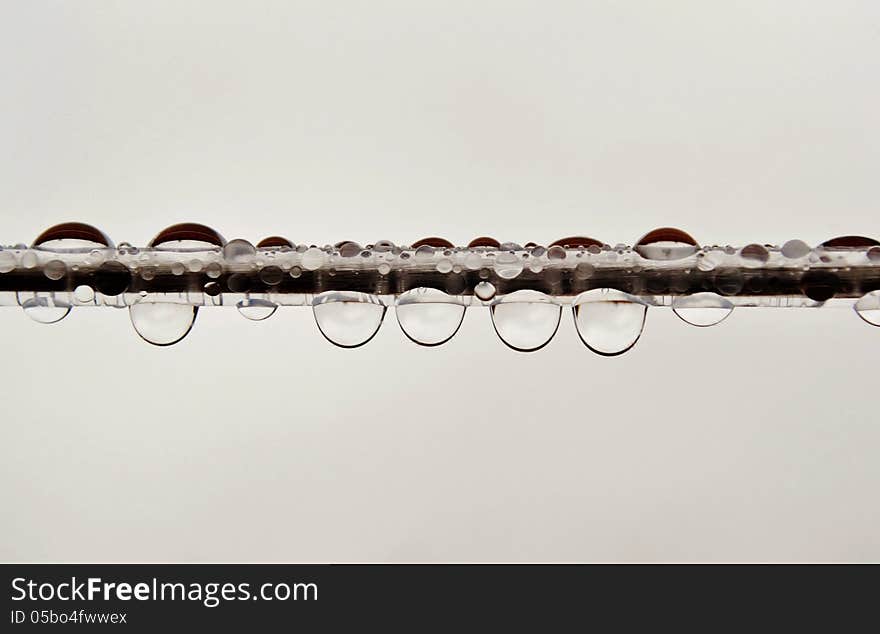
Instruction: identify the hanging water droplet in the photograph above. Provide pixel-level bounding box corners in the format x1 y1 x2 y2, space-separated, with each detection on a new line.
19 294 71 324
237 298 278 321
672 292 734 327
223 239 257 262
73 285 95 303
572 289 647 356
312 291 386 348
474 281 496 301
0 251 17 273
395 288 466 346
490 290 561 352
494 252 524 279
854 291 880 326
129 300 198 346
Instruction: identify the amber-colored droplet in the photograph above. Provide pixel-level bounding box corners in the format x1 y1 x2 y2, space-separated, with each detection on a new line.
548 236 603 248
467 237 501 248
819 236 880 248
33 222 113 247
257 236 293 248
150 223 226 247
412 237 454 249
634 227 697 247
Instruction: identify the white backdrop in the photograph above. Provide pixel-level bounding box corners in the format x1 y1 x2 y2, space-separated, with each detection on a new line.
1 1 878 561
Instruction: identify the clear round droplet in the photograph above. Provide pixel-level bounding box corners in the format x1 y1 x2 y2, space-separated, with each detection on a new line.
187 259 203 273
465 253 483 270
129 300 198 346
867 247 880 262
572 289 647 356
289 266 303 278
259 265 283 286
312 291 386 348
20 294 71 324
494 252 524 279
634 241 698 260
741 244 770 265
435 259 453 274
377 263 391 275
0 251 17 273
781 239 811 259
301 247 326 271
854 291 880 326
547 246 566 261
205 262 223 278
396 288 466 346
21 251 38 269
672 292 734 327
574 262 595 280
237 298 278 321
474 281 496 301
73 285 95 303
170 262 185 275
223 239 257 262
42 259 67 281
490 290 561 352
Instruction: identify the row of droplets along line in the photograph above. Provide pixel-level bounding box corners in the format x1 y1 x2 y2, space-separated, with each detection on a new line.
4 223 880 348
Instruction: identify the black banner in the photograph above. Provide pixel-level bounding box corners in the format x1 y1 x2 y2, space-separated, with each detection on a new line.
1 564 876 630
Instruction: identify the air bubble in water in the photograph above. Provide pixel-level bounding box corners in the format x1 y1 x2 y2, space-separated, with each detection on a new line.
494 252 523 279
396 288 466 346
20 294 71 324
572 288 647 356
237 298 278 321
490 290 561 352
854 291 880 326
672 292 734 327
474 281 496 301
223 239 257 262
312 291 386 348
130 300 198 346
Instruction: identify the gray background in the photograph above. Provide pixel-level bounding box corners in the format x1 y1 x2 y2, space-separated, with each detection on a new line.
1 1 878 562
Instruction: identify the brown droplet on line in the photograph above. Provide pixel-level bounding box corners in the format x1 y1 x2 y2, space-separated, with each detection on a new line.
33 222 113 247
412 237 455 249
549 236 603 248
257 236 293 248
150 223 226 247
819 236 880 248
634 227 697 247
468 237 501 248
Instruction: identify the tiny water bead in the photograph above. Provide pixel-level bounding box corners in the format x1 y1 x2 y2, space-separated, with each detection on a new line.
129 299 198 346
490 290 561 352
42 260 67 281
634 228 698 260
672 292 734 327
19 294 71 324
73 285 96 303
474 281 496 301
0 250 18 273
396 288 466 346
572 289 647 356
222 239 257 263
312 291 386 348
237 298 278 321
855 291 880 326
21 251 38 268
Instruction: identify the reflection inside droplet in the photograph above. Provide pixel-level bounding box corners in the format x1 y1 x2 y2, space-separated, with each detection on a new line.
854 291 880 326
20 294 71 324
490 290 560 352
572 289 647 356
672 292 734 327
312 291 386 348
129 300 198 346
237 298 278 321
396 288 465 346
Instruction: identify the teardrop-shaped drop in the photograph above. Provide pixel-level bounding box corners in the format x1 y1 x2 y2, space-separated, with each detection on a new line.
672 292 734 327
312 291 386 348
19 293 71 324
32 222 113 250
634 227 698 260
396 287 466 346
130 300 198 346
237 298 278 321
854 291 880 326
490 290 561 352
572 289 647 356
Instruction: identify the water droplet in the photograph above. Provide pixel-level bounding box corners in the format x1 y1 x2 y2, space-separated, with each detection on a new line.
20 294 71 324
187 259 203 273
800 271 839 302
412 237 453 249
204 281 221 296
572 289 647 356
395 288 465 346
741 244 769 265
93 261 131 296
474 281 496 301
33 222 113 250
227 273 250 293
312 291 386 348
170 262 185 276
574 262 595 280
301 247 326 271
377 263 391 275
854 291 880 326
237 298 278 321
468 237 500 248
21 251 38 268
223 239 257 262
373 240 396 252
494 252 523 279
205 262 223 278
490 290 560 352
781 239 811 259
338 242 362 258
435 259 453 274
289 266 303 278
151 224 225 250
414 245 435 259
634 228 698 260
465 253 483 270
0 251 18 273
74 285 95 303
499 242 522 251
867 247 880 262
130 300 198 346
41 259 67 281
672 292 734 327
140 266 156 281
259 265 283 286
547 246 566 260
714 268 744 296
